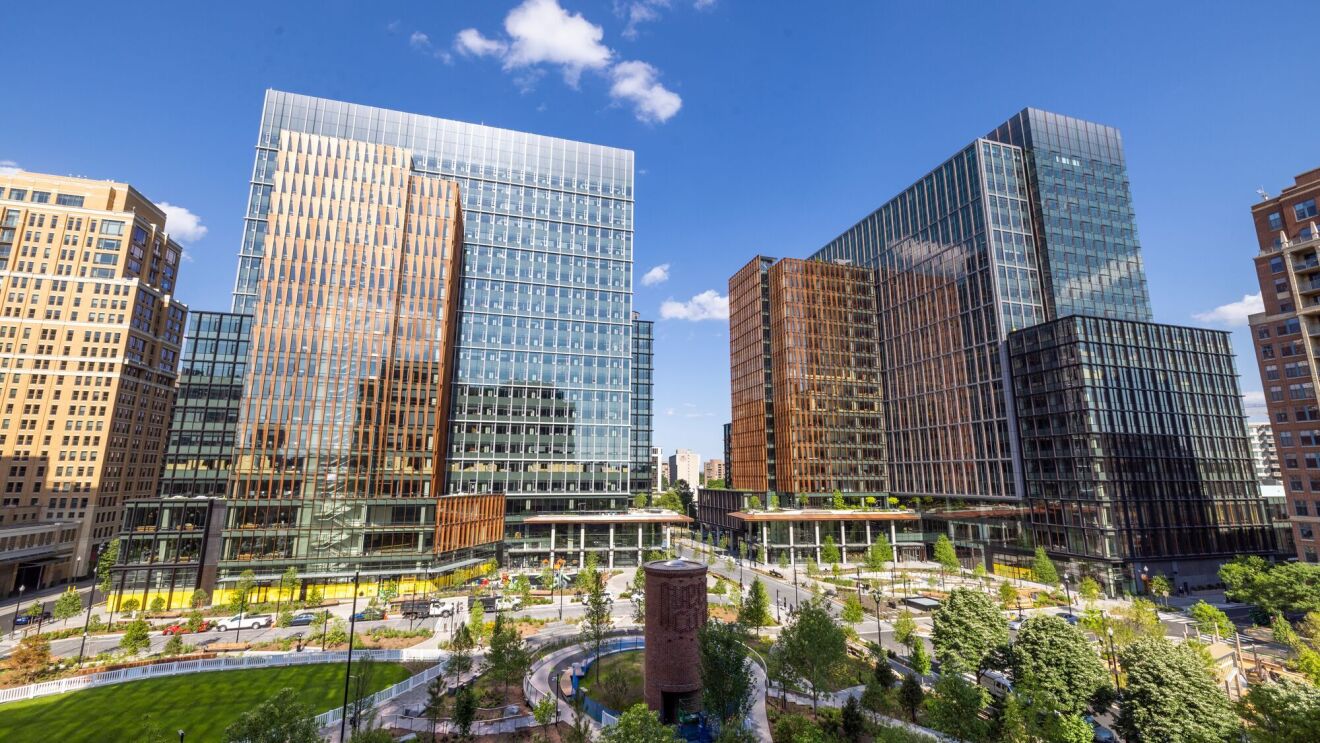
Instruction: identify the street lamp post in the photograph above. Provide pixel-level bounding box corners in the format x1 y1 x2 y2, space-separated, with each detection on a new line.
872 589 882 645
1106 626 1121 692
12 584 25 635
774 589 781 623
1062 575 1073 614
339 570 362 743
1016 598 1024 621
792 562 800 604
78 581 97 664
177 730 185 743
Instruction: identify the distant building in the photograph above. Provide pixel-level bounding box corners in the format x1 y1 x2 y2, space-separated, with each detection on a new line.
650 446 664 492
722 422 732 489
668 448 700 490
1248 421 1281 484
703 459 725 483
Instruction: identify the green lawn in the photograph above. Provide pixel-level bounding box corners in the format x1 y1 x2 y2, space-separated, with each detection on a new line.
581 649 645 712
0 662 412 742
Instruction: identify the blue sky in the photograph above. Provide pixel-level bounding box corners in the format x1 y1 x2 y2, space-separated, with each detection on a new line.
3 0 1315 463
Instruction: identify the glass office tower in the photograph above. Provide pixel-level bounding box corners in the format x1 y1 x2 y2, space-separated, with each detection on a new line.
630 312 654 494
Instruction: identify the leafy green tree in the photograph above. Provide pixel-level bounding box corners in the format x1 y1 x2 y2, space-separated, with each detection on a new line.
821 535 841 566
1078 576 1101 605
633 493 648 509
576 552 600 592
532 695 558 738
278 566 300 603
910 638 931 675
998 580 1017 608
776 552 789 570
893 608 918 650
842 594 864 623
189 589 210 609
747 495 762 510
467 601 487 645
996 693 1032 743
832 489 847 510
222 688 322 743
768 494 780 510
119 618 151 655
186 610 205 633
1189 600 1235 639
1240 677 1320 743
452 683 477 739
1149 574 1172 605
581 567 614 682
229 569 256 615
602 703 681 742
120 597 140 615
163 634 186 657
656 491 683 512
773 598 847 710
52 588 83 622
1044 713 1095 743
445 627 474 688
756 545 767 565
841 697 867 742
487 613 531 695
96 538 120 596
1217 557 1320 615
739 577 771 635
1117 637 1239 743
674 479 694 515
9 634 51 683
866 534 892 571
931 588 1008 676
933 535 959 575
924 662 990 742
898 673 925 722
699 620 755 734
630 565 647 624
149 596 167 613
1030 547 1058 586
1010 615 1108 715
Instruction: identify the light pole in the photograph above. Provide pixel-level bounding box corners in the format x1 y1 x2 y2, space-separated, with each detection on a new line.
1062 575 1073 614
1106 626 1120 692
177 730 185 743
872 589 882 645
78 579 97 664
774 589 781 623
12 584 26 635
339 570 362 743
792 562 800 604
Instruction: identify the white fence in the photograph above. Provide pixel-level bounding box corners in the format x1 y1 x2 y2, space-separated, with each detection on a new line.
313 661 446 728
0 648 446 705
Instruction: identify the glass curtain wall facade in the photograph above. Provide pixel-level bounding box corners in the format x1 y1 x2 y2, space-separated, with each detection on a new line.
1010 316 1274 589
728 256 778 492
631 312 653 494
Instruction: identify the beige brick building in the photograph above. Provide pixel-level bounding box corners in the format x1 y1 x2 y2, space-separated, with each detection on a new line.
0 172 186 594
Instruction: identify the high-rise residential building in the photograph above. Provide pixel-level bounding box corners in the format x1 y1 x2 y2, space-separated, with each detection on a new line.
1249 167 1320 563
1010 316 1274 587
703 459 724 483
722 422 732 489
631 312 654 494
727 257 885 501
668 448 700 490
1247 421 1281 484
0 172 187 593
721 108 1272 592
650 446 664 492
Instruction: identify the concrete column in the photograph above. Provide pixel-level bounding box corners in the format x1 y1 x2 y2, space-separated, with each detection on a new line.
608 524 616 569
841 522 848 567
638 524 644 565
890 521 898 563
788 522 796 567
762 523 769 565
814 522 822 565
550 524 557 566
580 525 586 567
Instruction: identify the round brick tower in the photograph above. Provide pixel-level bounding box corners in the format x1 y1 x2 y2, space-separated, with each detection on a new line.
643 558 708 723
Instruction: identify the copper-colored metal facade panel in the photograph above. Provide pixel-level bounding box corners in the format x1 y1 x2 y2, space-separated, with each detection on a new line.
435 493 506 553
768 258 886 496
727 256 775 492
224 131 476 577
0 172 186 589
1249 168 1320 563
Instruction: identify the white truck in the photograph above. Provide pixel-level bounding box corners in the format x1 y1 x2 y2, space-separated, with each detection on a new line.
216 613 273 631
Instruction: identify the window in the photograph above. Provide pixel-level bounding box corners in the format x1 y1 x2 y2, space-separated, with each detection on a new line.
6 189 26 201
1270 256 1285 273
1297 199 1318 221
1269 211 1284 231
55 194 84 208
96 239 120 251
30 191 50 204
100 220 125 236
1302 524 1315 541
1298 500 1311 516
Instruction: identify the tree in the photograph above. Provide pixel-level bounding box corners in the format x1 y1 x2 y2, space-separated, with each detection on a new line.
633 493 648 509
1149 574 1172 605
189 589 210 609
1189 600 1235 639
1030 547 1058 586
424 677 447 742
1273 612 1301 647
1117 637 1239 743
582 567 613 682
777 552 789 571
998 580 1017 608
630 565 647 625
120 618 151 655
925 662 990 742
675 479 694 515
602 703 681 742
1219 558 1320 616
738 577 770 635
452 684 477 739
467 601 486 646
222 688 322 743
229 569 256 615
866 534 892 571
445 636 474 689
52 588 83 622
487 613 531 695
768 494 780 510
1240 677 1320 743
656 491 683 512
996 693 1032 743
931 588 1009 676
120 598 140 615
96 538 120 596
163 634 186 657
278 566 300 604
149 596 167 613
821 535 841 567
532 695 558 738
893 608 918 650
898 673 925 722
774 598 847 710
933 535 959 576
9 634 51 683
747 495 762 510
1078 576 1101 605
1010 615 1108 716
699 620 755 733
910 638 931 675
756 545 767 565
576 551 600 592
841 696 866 742
842 594 864 623
1044 714 1095 743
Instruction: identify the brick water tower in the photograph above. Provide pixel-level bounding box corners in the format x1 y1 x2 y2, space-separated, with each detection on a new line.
643 558 708 723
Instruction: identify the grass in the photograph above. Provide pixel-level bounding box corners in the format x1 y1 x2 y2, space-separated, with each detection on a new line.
581 649 644 712
0 662 412 742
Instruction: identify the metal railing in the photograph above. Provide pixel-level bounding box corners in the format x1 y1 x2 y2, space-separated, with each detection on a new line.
313 661 446 728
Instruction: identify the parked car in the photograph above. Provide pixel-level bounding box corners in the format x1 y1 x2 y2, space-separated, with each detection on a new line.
351 607 386 622
494 597 523 612
287 612 318 627
821 586 837 597
1056 612 1080 625
215 613 273 631
162 621 210 635
1084 715 1118 742
477 595 499 612
14 611 52 626
1008 618 1024 631
767 569 785 579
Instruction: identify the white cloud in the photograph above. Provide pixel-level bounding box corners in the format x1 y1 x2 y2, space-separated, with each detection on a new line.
0 160 20 175
610 61 682 123
617 0 669 39
641 263 670 286
694 0 717 8
664 407 676 416
454 28 508 58
503 0 612 86
409 30 454 63
1242 390 1268 419
157 202 208 243
660 290 728 321
1193 292 1263 326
